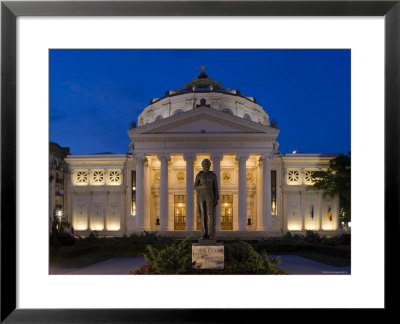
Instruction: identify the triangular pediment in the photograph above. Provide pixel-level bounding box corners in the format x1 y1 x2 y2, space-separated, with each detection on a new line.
129 106 279 136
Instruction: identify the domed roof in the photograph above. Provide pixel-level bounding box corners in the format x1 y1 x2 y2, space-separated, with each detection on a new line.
138 67 271 127
147 66 257 105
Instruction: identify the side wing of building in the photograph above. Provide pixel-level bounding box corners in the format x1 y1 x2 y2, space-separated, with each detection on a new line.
64 154 133 236
279 153 341 235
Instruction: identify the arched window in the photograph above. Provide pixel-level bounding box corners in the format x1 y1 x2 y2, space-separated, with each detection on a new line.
243 113 252 121
173 109 184 116
222 108 234 115
155 115 163 121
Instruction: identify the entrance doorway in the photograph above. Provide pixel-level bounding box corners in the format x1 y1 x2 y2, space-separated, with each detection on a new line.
220 195 233 230
174 195 186 230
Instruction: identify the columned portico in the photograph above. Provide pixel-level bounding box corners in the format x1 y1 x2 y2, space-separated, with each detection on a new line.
236 154 249 231
158 153 170 230
183 153 196 231
210 153 223 231
261 154 272 230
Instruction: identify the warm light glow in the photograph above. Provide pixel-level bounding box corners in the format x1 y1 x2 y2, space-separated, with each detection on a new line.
56 210 63 217
131 201 136 216
91 224 104 231
132 186 136 191
107 224 120 231
224 203 228 207
75 225 87 231
288 224 301 231
178 203 183 207
305 225 318 230
322 224 336 231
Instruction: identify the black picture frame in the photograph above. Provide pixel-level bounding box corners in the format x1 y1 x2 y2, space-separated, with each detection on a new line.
1 0 398 322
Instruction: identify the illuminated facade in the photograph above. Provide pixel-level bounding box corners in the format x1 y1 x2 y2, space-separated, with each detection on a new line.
64 70 341 237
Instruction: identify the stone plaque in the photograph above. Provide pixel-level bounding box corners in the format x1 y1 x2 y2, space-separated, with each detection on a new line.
192 243 224 269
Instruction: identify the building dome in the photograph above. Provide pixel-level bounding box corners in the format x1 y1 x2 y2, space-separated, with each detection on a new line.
137 67 270 127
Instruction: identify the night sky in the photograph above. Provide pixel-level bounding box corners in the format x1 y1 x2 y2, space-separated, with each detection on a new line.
50 49 350 155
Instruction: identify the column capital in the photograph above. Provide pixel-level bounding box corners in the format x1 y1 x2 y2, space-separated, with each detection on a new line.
183 153 197 161
157 153 171 161
260 153 274 161
210 153 223 161
133 153 147 161
235 153 249 161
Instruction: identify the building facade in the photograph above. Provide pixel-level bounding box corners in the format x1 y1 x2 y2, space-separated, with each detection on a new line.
49 142 70 232
63 70 341 238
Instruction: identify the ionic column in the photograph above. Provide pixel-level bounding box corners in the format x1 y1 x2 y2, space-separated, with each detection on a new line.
135 155 146 231
211 153 223 231
104 191 108 230
183 153 196 231
283 191 288 231
71 192 76 230
89 190 93 230
125 162 132 230
261 154 272 230
236 154 249 231
256 159 264 230
300 191 305 230
143 160 151 230
158 153 170 231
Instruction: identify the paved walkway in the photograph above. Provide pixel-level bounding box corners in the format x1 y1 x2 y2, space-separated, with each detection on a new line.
50 255 350 275
269 255 350 275
49 257 147 275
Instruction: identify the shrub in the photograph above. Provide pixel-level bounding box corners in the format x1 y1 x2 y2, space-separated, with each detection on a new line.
50 215 76 247
224 240 282 274
55 231 76 246
141 237 284 275
86 231 99 242
128 232 175 245
143 237 195 274
304 231 322 244
284 232 293 240
130 264 158 275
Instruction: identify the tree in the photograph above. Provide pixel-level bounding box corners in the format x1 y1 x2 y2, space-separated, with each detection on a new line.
311 153 351 225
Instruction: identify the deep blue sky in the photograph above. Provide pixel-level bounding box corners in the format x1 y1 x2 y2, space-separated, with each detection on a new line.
50 49 350 155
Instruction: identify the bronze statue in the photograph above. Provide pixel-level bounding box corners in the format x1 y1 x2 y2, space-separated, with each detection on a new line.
194 159 219 240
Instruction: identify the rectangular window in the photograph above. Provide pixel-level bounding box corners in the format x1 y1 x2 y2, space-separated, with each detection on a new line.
271 170 277 215
131 171 136 216
174 195 186 230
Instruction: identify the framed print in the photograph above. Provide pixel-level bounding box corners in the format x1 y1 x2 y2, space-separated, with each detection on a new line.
1 0 398 322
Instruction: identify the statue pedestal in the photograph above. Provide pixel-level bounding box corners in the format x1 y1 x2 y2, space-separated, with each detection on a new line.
198 239 217 245
192 242 224 270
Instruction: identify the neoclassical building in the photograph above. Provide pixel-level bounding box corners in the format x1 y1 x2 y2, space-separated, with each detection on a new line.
63 69 341 238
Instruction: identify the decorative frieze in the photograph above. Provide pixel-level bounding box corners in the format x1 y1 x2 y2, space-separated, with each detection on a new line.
286 168 320 186
72 168 123 186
